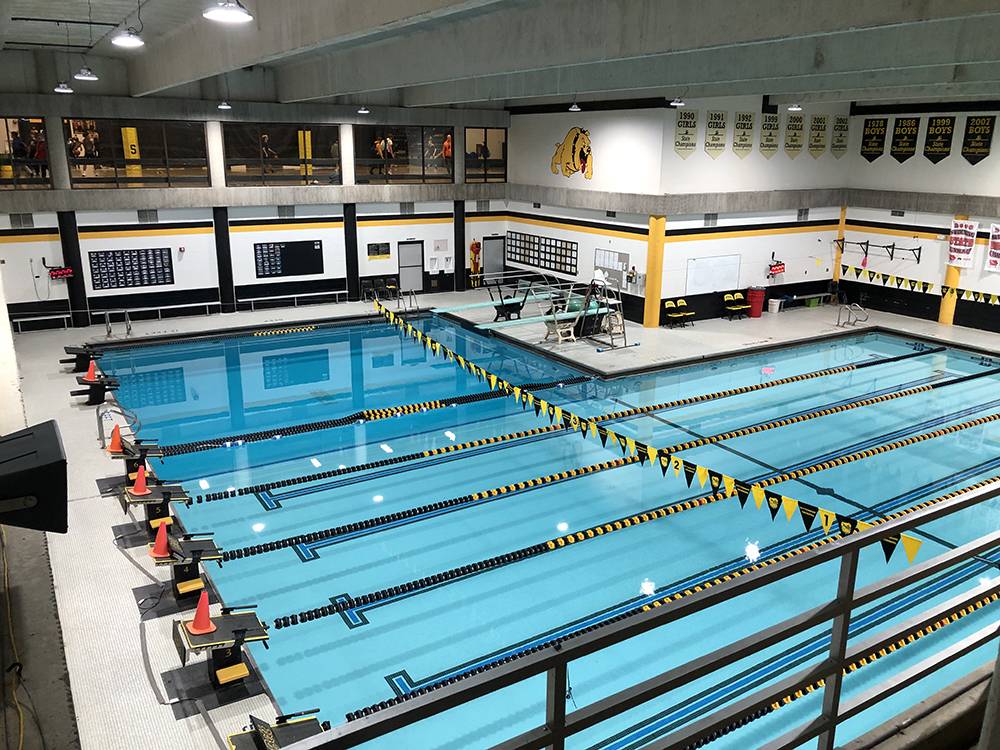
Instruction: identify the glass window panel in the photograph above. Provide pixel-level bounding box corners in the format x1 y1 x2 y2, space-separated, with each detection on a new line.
465 127 485 181
1 117 52 190
258 123 300 185
308 125 341 185
164 121 208 186
423 126 453 183
223 123 263 185
486 128 507 182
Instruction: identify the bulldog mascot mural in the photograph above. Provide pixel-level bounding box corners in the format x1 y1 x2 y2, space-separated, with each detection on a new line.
551 127 593 180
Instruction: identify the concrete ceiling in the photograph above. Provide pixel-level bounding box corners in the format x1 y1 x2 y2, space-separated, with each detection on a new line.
4 0 1000 108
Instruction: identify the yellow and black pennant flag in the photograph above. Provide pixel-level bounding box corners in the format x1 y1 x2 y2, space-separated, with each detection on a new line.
765 490 783 520
637 446 647 466
902 535 922 563
708 470 723 495
735 483 750 508
672 455 683 478
723 475 735 498
841 264 849 276
941 286 950 296
619 435 630 456
659 455 670 477
751 485 765 510
782 496 798 522
818 508 836 534
923 282 932 293
882 274 891 286
881 534 900 563
696 465 709 489
867 270 878 282
854 267 863 279
553 406 563 425
683 461 698 488
598 426 609 448
837 515 857 536
974 291 983 303
625 436 636 456
908 279 918 291
580 420 591 440
895 277 904 289
799 502 818 532
648 446 659 465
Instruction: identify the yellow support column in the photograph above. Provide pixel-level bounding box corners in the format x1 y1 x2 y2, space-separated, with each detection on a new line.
832 206 847 283
938 214 968 325
644 215 666 328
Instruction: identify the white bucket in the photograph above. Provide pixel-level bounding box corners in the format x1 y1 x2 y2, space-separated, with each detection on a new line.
768 299 781 314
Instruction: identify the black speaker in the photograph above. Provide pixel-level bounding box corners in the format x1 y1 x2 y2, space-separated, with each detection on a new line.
0 420 68 534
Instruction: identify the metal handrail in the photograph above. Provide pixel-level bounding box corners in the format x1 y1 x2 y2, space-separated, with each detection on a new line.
96 403 141 448
286 480 1000 750
838 303 869 327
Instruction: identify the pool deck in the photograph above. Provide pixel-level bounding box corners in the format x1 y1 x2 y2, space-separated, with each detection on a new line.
6 289 1000 750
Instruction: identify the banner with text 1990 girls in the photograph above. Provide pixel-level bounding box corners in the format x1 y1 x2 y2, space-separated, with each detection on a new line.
986 224 1000 273
948 219 979 268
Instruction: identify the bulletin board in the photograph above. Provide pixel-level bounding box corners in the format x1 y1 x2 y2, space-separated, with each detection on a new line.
685 255 741 295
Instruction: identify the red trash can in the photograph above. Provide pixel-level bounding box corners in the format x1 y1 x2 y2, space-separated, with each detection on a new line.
747 287 765 318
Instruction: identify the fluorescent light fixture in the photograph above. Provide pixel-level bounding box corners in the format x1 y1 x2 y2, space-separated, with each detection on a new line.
380 444 393 453
252 523 265 533
669 97 685 107
357 105 369 114
568 102 581 112
53 81 74 94
557 522 568 532
74 66 98 81
788 103 803 111
373 495 383 502
444 431 456 441
311 458 322 468
203 0 254 23
199 479 210 490
112 29 144 47
217 100 232 110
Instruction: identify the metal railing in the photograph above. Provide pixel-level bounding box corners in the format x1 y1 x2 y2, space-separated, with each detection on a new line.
284 481 1000 750
96 403 141 448
838 304 869 327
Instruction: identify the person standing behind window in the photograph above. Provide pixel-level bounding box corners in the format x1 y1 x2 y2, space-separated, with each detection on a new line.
442 134 453 175
261 133 277 173
34 136 48 179
11 133 26 177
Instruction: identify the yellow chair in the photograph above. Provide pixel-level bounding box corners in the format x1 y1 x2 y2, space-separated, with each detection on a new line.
676 299 696 324
724 293 748 320
663 300 687 328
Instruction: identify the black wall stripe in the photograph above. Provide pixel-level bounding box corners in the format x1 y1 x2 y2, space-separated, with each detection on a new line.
214 207 236 314
56 211 89 328
228 216 345 227
344 203 360 302
454 200 466 292
78 221 214 233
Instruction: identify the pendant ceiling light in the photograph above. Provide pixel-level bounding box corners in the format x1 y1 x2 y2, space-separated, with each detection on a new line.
669 97 685 107
54 81 74 93
74 66 99 81
788 103 803 111
568 102 581 112
203 0 254 23
358 105 370 114
218 100 232 110
112 29 144 47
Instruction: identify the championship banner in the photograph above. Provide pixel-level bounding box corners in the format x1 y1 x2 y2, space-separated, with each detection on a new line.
860 118 888 162
760 113 780 159
808 115 828 159
948 219 979 268
674 109 699 160
923 116 955 164
831 116 849 159
784 114 804 159
962 115 996 165
733 112 754 159
704 111 728 160
890 117 919 163
986 224 1000 273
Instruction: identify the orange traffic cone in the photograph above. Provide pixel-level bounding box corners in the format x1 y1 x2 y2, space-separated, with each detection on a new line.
186 591 216 635
107 425 122 454
82 360 99 383
149 521 171 559
129 465 152 496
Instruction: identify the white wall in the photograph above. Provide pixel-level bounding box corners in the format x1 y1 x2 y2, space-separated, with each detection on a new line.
228 215 346 288
0 212 66 306
356 203 454 277
661 209 841 297
77 208 218 297
509 109 664 194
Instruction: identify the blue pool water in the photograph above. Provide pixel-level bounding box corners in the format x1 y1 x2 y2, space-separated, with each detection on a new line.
100 317 1000 749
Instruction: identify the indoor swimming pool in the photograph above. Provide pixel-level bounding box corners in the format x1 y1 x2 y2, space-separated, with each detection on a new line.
98 315 1000 750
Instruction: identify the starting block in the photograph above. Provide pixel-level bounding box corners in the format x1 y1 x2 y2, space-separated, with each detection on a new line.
108 437 164 477
61 345 100 373
174 606 268 689
149 535 223 599
71 371 120 406
227 711 330 750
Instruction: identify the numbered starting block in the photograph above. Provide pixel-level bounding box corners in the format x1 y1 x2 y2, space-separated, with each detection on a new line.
174 606 268 689
149 533 223 599
107 436 165 478
227 711 330 750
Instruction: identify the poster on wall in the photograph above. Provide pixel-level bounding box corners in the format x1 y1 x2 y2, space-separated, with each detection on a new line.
254 240 324 278
831 116 850 159
948 219 979 268
986 224 1000 273
889 117 919 163
961 115 996 165
595 248 629 287
784 114 804 159
674 109 698 160
89 248 174 290
704 111 728 160
367 242 390 259
760 113 780 159
733 112 754 159
860 118 888 162
808 115 828 159
923 116 955 163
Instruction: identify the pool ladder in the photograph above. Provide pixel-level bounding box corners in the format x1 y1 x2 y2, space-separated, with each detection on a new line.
837 303 869 327
96 403 141 448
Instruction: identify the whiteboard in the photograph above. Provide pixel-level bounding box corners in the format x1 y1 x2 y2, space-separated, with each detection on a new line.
685 255 741 295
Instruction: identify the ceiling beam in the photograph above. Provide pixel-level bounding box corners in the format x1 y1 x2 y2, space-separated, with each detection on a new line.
127 0 512 96
272 0 1000 103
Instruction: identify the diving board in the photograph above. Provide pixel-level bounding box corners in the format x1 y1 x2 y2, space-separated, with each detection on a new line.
432 293 558 314
478 308 611 330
